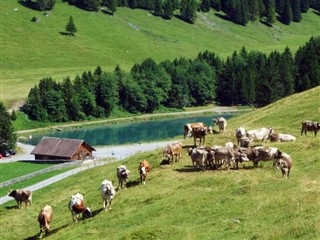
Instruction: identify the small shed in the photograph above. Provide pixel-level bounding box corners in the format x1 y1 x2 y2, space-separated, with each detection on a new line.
31 137 96 160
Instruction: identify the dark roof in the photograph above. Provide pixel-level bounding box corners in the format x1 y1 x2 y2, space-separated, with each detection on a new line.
31 137 95 158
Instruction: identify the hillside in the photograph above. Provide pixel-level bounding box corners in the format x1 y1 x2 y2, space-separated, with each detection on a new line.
1 1 320 107
0 87 319 239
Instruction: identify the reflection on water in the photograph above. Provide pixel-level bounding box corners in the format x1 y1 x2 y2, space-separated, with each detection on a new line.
30 114 235 146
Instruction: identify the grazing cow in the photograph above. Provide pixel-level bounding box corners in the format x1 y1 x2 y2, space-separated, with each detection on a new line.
192 126 208 146
38 205 53 239
68 193 92 222
184 122 205 139
239 146 283 168
163 142 182 163
235 127 246 146
275 153 292 179
270 133 296 142
8 189 32 208
100 179 116 211
246 127 274 144
213 117 227 133
117 165 130 189
214 147 249 170
301 120 320 137
239 136 253 147
188 147 214 171
139 160 150 184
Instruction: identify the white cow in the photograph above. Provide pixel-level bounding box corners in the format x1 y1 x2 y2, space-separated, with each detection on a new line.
246 127 274 144
270 133 296 142
100 179 116 211
117 165 130 189
188 147 214 171
235 127 246 146
213 117 227 133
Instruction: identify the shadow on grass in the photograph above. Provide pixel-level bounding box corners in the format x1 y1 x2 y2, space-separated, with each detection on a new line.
59 31 74 37
24 224 69 240
126 179 140 188
5 205 18 210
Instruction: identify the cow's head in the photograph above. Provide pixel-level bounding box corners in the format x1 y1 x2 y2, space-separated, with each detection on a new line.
83 207 92 218
8 190 16 197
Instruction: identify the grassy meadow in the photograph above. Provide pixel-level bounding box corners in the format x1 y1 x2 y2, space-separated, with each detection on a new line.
1 1 320 107
0 87 319 239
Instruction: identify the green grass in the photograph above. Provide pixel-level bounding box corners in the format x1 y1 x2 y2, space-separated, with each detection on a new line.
0 162 59 182
1 1 320 107
0 87 319 239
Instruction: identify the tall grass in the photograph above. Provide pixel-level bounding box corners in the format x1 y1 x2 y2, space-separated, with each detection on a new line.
0 87 319 239
1 1 320 106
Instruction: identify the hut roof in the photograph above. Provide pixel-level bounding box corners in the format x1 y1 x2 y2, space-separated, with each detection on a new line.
31 137 95 158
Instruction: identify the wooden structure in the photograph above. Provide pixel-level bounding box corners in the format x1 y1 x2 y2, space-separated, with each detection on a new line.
31 137 96 160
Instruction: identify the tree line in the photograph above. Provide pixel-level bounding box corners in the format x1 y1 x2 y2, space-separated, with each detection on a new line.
21 0 320 25
22 36 320 123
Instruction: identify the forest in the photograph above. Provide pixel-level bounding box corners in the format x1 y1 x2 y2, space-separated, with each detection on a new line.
22 36 320 123
22 0 320 25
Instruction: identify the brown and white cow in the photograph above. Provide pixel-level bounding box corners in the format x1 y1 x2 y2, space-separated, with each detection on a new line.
68 193 92 222
8 189 32 208
301 120 320 137
213 117 227 133
38 205 53 239
100 179 116 211
138 160 150 185
184 122 205 139
270 133 296 142
246 127 274 144
192 126 208 146
275 153 292 179
117 165 130 189
163 142 182 164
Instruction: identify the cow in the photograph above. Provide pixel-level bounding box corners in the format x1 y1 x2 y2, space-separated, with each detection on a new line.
239 146 283 168
301 120 320 137
270 133 296 142
100 179 116 211
246 127 274 144
117 165 130 189
38 205 53 239
184 122 205 139
139 160 150 184
214 147 249 170
239 136 253 147
8 189 32 208
68 193 92 222
192 126 208 146
235 127 246 146
213 117 227 133
188 147 214 171
275 153 292 179
163 142 182 164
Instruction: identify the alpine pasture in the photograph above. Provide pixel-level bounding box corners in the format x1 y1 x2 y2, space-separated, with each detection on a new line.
1 1 320 107
0 87 319 239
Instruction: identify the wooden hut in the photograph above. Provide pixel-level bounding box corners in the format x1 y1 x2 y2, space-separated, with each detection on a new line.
31 137 96 160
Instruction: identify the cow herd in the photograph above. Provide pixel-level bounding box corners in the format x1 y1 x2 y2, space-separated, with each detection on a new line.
6 119 319 238
7 160 150 238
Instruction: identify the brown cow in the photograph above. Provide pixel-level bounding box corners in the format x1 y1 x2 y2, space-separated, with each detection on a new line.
301 120 320 137
163 142 182 164
275 153 292 179
138 160 151 184
192 127 208 146
8 189 32 208
38 205 53 239
68 193 92 222
184 122 206 139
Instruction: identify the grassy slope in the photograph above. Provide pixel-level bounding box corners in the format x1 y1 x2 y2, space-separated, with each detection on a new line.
1 1 320 106
0 87 319 239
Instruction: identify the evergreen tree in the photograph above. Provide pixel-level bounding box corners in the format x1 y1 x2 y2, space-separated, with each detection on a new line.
282 0 292 24
66 16 77 36
11 109 17 121
154 0 163 16
300 0 309 12
162 0 174 19
211 0 221 11
249 0 260 21
265 0 276 24
0 102 17 152
180 0 197 23
291 0 302 22
117 0 128 6
35 0 56 10
43 89 68 122
200 0 211 12
128 0 137 8
102 0 117 14
23 85 48 121
275 0 285 13
280 47 295 96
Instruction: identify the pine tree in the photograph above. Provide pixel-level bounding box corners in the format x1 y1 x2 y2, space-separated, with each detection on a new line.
282 0 292 24
211 0 221 11
0 102 17 152
163 0 174 19
180 0 197 23
103 0 117 15
291 0 302 22
200 0 211 12
300 0 309 13
66 16 77 36
265 0 276 24
154 0 163 16
249 0 260 21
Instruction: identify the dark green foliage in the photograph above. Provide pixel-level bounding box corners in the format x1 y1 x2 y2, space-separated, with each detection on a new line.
65 16 77 36
128 0 137 8
249 0 260 21
180 0 198 23
291 0 302 22
154 0 163 16
265 0 276 24
162 0 174 19
11 109 17 121
32 0 56 10
275 0 285 13
0 102 17 152
280 47 295 96
282 0 292 24
23 85 48 121
102 0 118 14
211 0 221 11
200 0 211 12
117 0 128 7
300 0 309 12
